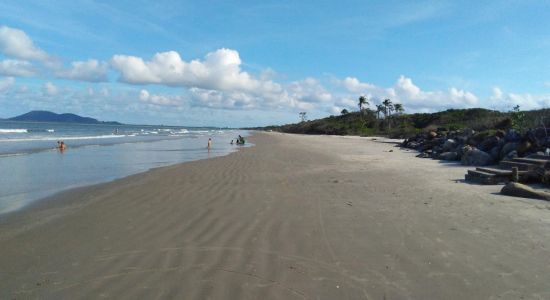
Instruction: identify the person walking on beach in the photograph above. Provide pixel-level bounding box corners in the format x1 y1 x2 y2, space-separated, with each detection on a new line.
207 138 212 150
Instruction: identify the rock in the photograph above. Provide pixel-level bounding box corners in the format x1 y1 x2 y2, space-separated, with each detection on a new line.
517 140 532 156
500 142 518 159
504 129 521 142
416 152 431 158
428 131 437 139
478 136 499 151
462 128 475 137
461 148 493 166
495 130 505 139
501 182 550 201
468 132 490 147
489 146 501 161
439 151 458 161
503 150 518 161
442 139 458 151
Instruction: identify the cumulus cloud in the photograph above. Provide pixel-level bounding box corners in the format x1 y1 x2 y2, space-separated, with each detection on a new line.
139 89 182 106
0 77 15 92
55 59 109 82
0 26 49 61
489 87 550 110
288 78 332 103
42 82 58 96
189 88 257 109
339 75 478 112
111 48 282 95
111 48 339 111
0 59 35 77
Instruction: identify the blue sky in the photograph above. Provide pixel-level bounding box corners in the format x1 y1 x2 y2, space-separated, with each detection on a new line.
1 0 550 127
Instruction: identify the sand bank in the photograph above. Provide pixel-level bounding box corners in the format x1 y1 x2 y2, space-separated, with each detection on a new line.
1 132 550 299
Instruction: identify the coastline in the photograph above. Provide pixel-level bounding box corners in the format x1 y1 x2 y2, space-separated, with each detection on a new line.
1 131 550 299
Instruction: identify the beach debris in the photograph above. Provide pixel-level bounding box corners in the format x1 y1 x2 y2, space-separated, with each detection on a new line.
501 182 550 201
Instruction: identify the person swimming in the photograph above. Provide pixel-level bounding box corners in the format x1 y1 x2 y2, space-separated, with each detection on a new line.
58 141 66 151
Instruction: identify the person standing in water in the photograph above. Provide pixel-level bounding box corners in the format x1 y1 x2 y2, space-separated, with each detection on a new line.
207 138 212 150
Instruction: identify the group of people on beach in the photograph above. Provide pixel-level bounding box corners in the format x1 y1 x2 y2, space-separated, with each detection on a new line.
208 135 245 150
230 135 245 145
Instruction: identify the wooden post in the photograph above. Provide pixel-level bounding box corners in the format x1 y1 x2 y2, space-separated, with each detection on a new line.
512 167 519 182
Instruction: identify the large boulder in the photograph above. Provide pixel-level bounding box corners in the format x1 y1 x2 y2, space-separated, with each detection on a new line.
489 146 501 161
439 151 458 161
517 140 532 156
442 139 458 151
500 142 518 159
461 148 493 166
478 136 500 151
504 129 521 142
503 150 518 161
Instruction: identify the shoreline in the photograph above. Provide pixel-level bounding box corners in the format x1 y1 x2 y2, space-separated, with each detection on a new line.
0 130 251 216
2 132 549 299
0 139 254 224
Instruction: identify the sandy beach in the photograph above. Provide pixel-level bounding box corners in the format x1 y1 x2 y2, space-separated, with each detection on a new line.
1 131 550 299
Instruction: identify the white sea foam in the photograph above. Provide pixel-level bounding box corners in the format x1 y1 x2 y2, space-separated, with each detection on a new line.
0 129 28 133
47 129 54 132
0 134 126 142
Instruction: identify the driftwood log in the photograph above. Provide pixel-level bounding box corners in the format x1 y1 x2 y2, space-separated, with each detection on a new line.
501 182 550 201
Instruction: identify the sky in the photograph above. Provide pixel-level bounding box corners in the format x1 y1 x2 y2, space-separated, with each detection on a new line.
1 0 550 127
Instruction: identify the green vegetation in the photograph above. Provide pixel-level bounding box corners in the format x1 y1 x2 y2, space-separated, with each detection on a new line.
260 107 550 138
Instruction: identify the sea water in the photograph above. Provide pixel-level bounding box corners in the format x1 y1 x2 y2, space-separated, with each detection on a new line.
0 121 250 215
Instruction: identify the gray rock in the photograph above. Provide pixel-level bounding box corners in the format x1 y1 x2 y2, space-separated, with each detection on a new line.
442 139 458 151
439 151 458 161
500 142 518 159
461 148 493 166
501 182 550 201
479 136 500 151
416 152 431 158
503 150 518 161
517 140 532 155
489 146 501 161
505 129 521 142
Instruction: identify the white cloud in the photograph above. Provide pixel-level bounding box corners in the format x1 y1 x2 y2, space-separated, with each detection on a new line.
341 77 377 93
0 59 35 77
139 89 182 106
489 86 550 110
288 78 332 103
0 26 49 61
339 75 478 112
111 48 338 111
0 77 15 92
43 82 58 96
55 59 109 82
111 48 282 95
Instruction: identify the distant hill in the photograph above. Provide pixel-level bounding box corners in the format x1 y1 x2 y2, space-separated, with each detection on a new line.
9 111 122 125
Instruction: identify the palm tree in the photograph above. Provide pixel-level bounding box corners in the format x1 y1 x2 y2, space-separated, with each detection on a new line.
376 104 384 119
299 112 307 122
358 96 368 111
382 98 393 117
394 103 404 115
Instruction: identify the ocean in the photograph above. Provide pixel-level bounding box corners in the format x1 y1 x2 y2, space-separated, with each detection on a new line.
0 121 250 215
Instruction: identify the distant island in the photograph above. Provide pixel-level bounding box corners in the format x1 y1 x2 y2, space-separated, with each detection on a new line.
7 111 122 125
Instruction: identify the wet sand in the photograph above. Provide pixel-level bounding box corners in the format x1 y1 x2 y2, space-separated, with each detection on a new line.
1 132 550 299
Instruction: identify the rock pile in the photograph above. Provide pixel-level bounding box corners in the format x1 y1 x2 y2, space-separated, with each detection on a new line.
402 127 550 166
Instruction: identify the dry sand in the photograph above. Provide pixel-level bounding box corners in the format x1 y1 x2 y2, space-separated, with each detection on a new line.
1 132 550 299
